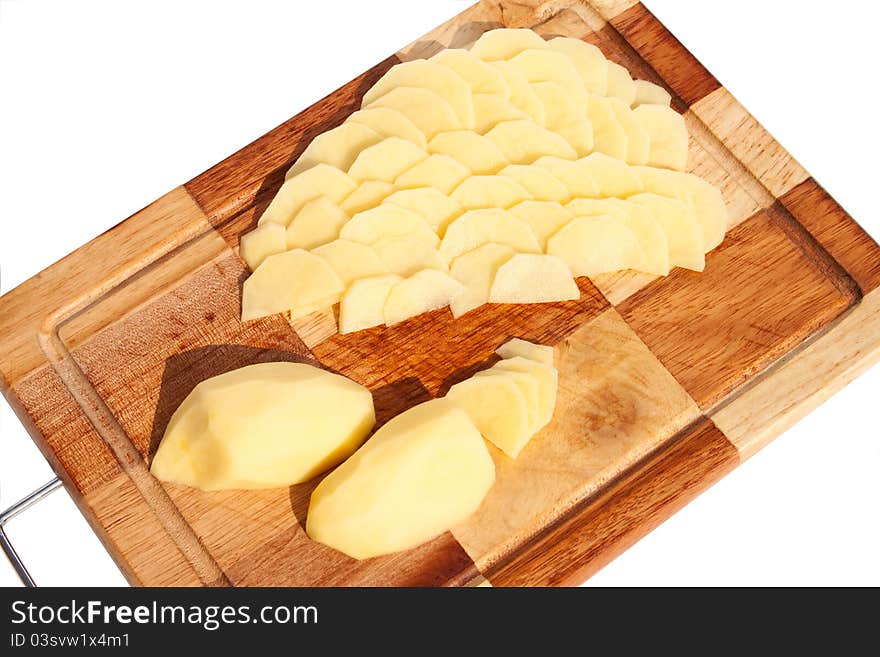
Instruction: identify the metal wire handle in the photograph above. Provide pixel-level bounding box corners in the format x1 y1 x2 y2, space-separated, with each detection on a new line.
0 477 63 586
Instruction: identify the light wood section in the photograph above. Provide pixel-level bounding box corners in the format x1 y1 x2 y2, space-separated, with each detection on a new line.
452 309 700 571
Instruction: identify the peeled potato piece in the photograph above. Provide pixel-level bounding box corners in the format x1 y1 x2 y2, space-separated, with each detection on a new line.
447 374 531 459
347 107 428 149
490 61 546 126
312 239 389 287
547 215 646 277
496 337 554 367
340 204 438 246
633 104 688 170
509 49 589 113
384 269 463 326
633 79 671 108
535 156 600 198
340 180 394 216
606 61 637 107
577 152 644 197
242 249 344 321
499 164 569 203
486 120 577 164
151 362 376 491
491 356 558 431
239 223 286 271
367 87 462 139
548 37 608 96
373 235 448 277
471 93 528 133
440 209 541 260
361 59 475 128
530 81 594 155
259 164 356 226
608 97 651 165
470 27 549 61
338 274 401 334
306 398 494 560
475 368 540 435
394 154 471 195
348 137 427 183
489 254 580 304
383 187 462 234
286 196 349 250
287 122 382 178
449 242 516 317
429 130 508 174
509 200 573 249
629 193 704 271
451 174 533 210
431 48 509 98
587 95 628 161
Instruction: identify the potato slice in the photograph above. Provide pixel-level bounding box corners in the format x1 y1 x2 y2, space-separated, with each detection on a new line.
470 27 549 61
428 130 508 174
361 59 475 128
151 362 375 490
534 156 600 198
340 204 437 246
285 196 349 250
548 36 608 96
629 192 704 271
306 398 494 560
394 154 471 195
348 137 427 183
312 239 388 287
633 104 688 170
340 180 394 215
471 93 528 133
286 123 382 178
496 337 554 367
367 86 462 139
447 374 531 458
547 215 645 277
565 197 669 275
509 200 573 249
431 48 509 98
382 187 462 234
489 253 580 303
346 107 428 149
609 97 650 165
451 174 533 209
485 120 577 163
373 235 448 277
530 81 594 155
338 273 401 334
587 95 628 161
258 164 356 226
490 356 558 432
500 164 570 203
606 61 637 107
509 49 589 113
440 209 541 260
490 60 546 126
383 269 463 326
241 249 344 321
239 223 286 271
475 368 540 434
449 242 516 317
577 152 644 197
633 79 671 108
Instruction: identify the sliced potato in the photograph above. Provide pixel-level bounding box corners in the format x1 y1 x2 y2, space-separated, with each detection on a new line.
340 180 394 215
242 249 344 321
490 60 546 126
530 81 594 155
449 242 516 317
490 356 558 431
509 49 589 113
382 187 462 233
348 137 427 182
373 235 448 277
428 130 508 174
286 122 382 178
629 192 704 271
346 107 428 149
547 215 645 277
548 36 608 96
633 104 688 170
367 86 462 139
587 95 628 161
499 164 570 203
394 154 471 195
471 93 528 133
383 269 463 326
509 200 573 249
470 27 549 61
633 79 671 108
440 208 541 260
534 156 600 198
361 59 475 128
577 152 644 197
451 174 533 210
496 337 554 367
312 239 389 287
239 223 286 271
431 48 509 98
489 253 580 304
609 97 650 165
258 164 356 226
338 274 401 334
606 61 637 107
677 172 727 251
340 204 437 246
475 368 540 434
485 120 577 163
285 196 349 250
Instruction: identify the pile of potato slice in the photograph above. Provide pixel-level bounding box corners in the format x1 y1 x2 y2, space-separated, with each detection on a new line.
240 28 727 330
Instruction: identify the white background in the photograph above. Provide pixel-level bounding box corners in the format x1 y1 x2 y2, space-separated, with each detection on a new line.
1 0 878 587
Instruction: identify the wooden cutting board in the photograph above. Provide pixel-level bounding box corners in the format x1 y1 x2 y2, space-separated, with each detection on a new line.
2 0 879 587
